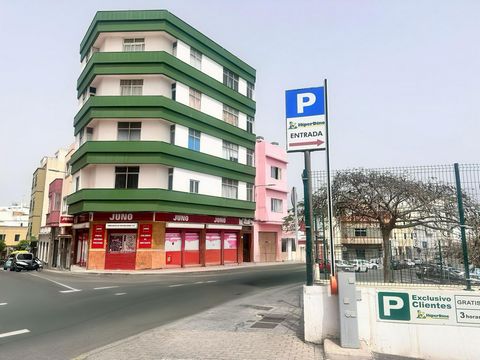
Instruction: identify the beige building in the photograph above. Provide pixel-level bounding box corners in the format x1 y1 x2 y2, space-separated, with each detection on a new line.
27 149 69 242
0 205 29 251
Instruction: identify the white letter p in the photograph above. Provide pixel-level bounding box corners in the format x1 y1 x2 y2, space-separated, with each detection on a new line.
297 93 316 114
383 296 404 316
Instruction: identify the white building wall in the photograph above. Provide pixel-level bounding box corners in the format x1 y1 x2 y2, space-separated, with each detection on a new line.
238 182 247 201
95 120 117 141
172 168 221 197
175 82 190 107
238 147 247 165
201 133 223 158
238 78 247 97
201 95 223 120
238 112 247 131
138 165 169 188
175 40 190 64
201 55 223 83
175 125 189 149
141 120 171 142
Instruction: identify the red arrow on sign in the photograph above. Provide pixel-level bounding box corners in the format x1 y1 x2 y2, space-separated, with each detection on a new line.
290 139 324 147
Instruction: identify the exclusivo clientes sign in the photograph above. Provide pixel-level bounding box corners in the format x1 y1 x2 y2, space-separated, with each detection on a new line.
377 290 480 327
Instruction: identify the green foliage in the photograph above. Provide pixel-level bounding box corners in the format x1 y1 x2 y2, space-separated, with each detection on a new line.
16 240 30 251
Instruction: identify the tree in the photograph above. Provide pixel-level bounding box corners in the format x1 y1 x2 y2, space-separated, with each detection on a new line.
16 240 30 251
0 240 6 254
330 169 459 282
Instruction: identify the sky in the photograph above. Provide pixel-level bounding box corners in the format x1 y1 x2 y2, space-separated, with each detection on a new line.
1 0 479 206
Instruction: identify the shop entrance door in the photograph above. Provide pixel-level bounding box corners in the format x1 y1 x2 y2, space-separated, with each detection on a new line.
105 230 137 270
243 233 252 262
259 232 277 262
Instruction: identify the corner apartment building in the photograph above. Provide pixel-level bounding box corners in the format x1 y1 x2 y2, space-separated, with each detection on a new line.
67 10 256 270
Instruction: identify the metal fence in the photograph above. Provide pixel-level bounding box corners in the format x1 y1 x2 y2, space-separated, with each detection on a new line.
307 164 480 287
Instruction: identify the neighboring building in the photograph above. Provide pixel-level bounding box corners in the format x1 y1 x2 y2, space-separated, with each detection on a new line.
0 205 29 254
252 138 288 262
37 146 76 269
338 217 383 261
27 149 69 253
67 10 256 270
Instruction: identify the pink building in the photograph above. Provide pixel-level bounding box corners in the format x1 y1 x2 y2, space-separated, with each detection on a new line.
253 137 288 262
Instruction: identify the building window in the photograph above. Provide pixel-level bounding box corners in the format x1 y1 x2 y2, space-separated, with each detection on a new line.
189 179 199 194
189 88 201 110
188 129 201 151
120 79 143 96
168 168 173 190
247 82 254 99
62 196 68 214
123 38 145 52
222 178 238 199
118 122 141 140
271 198 283 213
14 234 20 242
246 183 254 202
0 234 5 241
171 83 176 101
115 166 139 189
86 127 94 141
75 177 80 192
190 47 202 69
271 166 281 180
223 105 239 126
356 249 366 259
170 125 175 144
222 141 238 162
247 116 254 134
172 41 177 56
223 68 239 91
247 149 254 166
354 228 367 237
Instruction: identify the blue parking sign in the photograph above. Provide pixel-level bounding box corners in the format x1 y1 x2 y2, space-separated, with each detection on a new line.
285 87 325 118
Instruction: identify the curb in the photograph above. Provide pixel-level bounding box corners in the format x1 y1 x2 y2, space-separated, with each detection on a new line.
45 261 304 276
324 338 373 360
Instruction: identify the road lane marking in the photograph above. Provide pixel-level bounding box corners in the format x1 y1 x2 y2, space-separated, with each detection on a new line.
0 329 30 338
206 280 217 283
94 286 119 290
169 284 185 287
0 303 7 306
194 281 205 284
114 293 126 296
30 273 81 293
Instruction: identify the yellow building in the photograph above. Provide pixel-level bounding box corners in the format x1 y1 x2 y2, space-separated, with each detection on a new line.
0 205 29 251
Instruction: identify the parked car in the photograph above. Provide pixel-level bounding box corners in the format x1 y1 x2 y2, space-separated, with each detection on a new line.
335 260 355 272
350 259 369 273
11 252 38 272
366 260 380 270
403 259 416 267
3 257 13 270
416 264 465 284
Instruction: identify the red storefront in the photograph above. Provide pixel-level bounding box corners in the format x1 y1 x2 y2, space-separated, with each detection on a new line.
72 212 249 271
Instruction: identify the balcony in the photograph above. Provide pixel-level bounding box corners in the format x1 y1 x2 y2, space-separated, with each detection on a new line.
66 188 255 217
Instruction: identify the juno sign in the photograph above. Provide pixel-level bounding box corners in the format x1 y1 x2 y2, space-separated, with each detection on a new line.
285 86 326 152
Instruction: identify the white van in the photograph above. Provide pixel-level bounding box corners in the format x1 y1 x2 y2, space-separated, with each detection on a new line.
350 259 369 272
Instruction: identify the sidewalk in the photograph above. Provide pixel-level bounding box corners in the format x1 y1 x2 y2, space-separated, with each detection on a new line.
75 283 324 360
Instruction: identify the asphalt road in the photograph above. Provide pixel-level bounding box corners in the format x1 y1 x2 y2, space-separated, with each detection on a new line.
0 263 305 359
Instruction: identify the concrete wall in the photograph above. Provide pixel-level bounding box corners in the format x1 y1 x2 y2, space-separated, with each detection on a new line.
303 285 480 360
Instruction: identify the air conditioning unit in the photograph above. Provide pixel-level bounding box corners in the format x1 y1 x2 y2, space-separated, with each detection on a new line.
89 87 97 96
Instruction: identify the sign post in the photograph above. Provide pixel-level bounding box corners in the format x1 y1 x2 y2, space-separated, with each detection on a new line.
286 81 335 285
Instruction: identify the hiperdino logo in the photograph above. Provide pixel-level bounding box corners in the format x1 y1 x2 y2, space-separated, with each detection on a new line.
378 292 410 321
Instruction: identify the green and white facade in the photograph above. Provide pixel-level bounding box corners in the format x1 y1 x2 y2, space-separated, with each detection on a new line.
67 10 256 270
